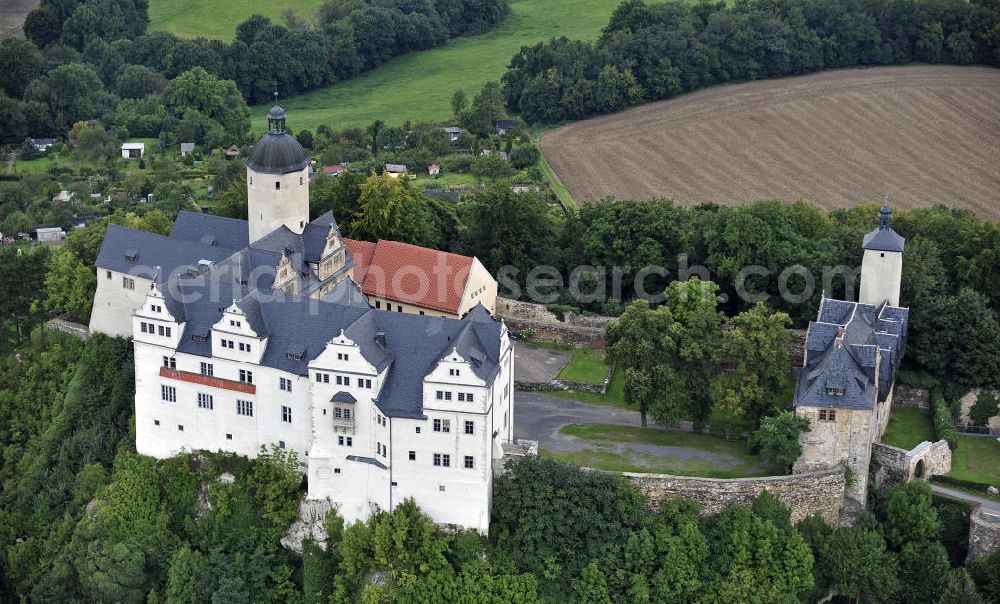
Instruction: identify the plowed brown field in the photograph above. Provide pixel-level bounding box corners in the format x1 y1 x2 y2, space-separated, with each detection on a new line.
541 66 1000 219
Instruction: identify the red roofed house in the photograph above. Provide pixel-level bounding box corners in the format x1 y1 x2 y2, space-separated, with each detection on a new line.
428 163 440 176
344 238 497 318
323 163 345 177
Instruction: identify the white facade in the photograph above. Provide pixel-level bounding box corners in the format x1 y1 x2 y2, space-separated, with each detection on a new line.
247 165 310 242
859 248 902 307
132 284 514 533
90 268 154 337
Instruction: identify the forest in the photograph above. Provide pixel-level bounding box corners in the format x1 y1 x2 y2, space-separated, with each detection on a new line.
0 0 509 144
502 0 1000 122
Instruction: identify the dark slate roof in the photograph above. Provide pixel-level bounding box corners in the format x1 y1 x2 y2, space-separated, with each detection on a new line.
347 455 387 470
794 345 878 410
795 297 909 409
245 131 308 174
322 278 370 309
170 211 250 251
862 227 905 252
331 392 357 403
95 224 235 281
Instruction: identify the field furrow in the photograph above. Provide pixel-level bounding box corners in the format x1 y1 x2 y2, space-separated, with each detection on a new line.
541 66 1000 219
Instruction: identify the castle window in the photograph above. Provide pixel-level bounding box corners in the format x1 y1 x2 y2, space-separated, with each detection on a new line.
236 399 253 417
281 405 292 423
275 181 280 190
154 419 160 426
280 377 292 392
409 451 416 460
334 468 341 474
197 392 214 410
163 356 176 369
226 433 232 440
123 277 135 290
450 368 460 376
464 420 474 435
200 362 213 377
300 177 303 185
464 456 474 469
818 409 837 422
238 370 253 384
161 385 176 402
433 419 450 433
178 424 184 431
106 270 111 279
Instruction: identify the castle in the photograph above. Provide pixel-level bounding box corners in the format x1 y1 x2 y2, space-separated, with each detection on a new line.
793 201 909 513
89 102 511 532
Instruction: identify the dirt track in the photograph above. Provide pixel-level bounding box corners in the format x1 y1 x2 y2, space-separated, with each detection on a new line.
541 66 1000 219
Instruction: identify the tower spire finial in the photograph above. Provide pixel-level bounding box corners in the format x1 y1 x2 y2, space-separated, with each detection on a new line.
879 193 892 230
272 79 279 105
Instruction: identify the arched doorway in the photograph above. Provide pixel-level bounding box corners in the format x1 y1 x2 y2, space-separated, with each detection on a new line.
914 459 925 479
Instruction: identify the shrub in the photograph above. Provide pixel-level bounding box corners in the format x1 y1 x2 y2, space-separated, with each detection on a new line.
969 390 999 427
931 391 959 449
897 370 940 390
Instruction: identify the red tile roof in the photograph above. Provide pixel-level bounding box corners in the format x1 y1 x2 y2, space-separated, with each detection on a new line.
323 164 345 175
344 239 473 314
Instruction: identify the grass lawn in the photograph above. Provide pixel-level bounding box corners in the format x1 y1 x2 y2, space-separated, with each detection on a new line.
881 407 935 451
546 365 631 409
149 0 326 40
948 435 1000 486
542 423 784 478
246 0 621 131
525 340 610 385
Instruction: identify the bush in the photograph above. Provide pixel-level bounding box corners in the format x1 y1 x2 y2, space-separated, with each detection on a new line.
969 390 999 427
931 391 959 449
897 370 940 390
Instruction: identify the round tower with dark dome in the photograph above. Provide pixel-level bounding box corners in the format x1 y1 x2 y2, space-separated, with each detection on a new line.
245 93 310 242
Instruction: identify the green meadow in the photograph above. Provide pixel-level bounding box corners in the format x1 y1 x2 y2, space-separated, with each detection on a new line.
239 0 621 131
148 0 326 40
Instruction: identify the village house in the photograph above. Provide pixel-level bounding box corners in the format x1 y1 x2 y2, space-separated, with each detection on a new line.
493 120 517 136
323 164 345 177
180 142 196 157
428 163 441 176
121 142 145 159
384 163 407 178
443 127 462 142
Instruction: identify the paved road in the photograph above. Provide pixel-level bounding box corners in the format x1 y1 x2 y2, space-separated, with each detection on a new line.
513 391 773 473
514 391 646 445
930 483 1000 512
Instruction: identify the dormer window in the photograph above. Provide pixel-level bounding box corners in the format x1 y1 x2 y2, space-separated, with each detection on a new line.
825 387 845 397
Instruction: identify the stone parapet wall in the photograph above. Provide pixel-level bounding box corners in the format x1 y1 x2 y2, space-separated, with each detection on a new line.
968 507 1000 560
870 440 952 496
894 384 931 410
497 297 611 348
621 467 845 525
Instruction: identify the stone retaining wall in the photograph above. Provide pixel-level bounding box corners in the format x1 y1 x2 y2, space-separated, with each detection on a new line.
893 384 931 410
622 467 846 525
46 316 90 340
968 506 1000 560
